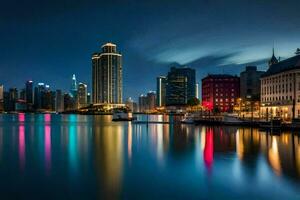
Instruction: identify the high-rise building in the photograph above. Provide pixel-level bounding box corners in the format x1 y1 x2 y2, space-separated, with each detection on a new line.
202 74 240 112
125 97 137 112
240 66 264 100
156 76 167 107
147 91 156 110
0 85 3 112
25 80 34 105
138 94 148 112
166 67 196 106
78 82 87 108
138 92 156 112
8 88 18 111
70 74 77 98
20 89 26 101
34 83 45 110
195 83 199 99
92 43 122 104
87 93 91 105
55 90 64 112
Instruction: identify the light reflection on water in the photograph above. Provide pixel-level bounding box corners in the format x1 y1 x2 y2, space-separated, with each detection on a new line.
0 114 299 199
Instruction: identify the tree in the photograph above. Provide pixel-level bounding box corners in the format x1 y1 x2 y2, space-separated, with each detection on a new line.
187 97 200 107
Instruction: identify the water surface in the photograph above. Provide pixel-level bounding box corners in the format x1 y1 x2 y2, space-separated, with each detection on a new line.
0 114 300 199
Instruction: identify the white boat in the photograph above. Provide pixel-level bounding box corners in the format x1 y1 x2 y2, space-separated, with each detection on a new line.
181 113 197 124
112 109 135 121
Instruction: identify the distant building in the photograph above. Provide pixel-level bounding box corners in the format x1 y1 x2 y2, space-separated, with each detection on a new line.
202 74 240 112
0 85 3 111
125 97 137 112
34 83 45 110
64 93 74 111
138 95 147 112
166 67 196 106
87 93 91 105
70 74 77 98
138 92 156 112
19 89 26 101
55 90 64 112
25 80 34 110
260 52 300 120
156 76 167 107
8 88 18 111
195 83 199 99
92 43 122 104
240 66 264 100
78 82 87 108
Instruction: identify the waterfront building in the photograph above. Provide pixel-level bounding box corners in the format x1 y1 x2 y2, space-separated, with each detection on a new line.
156 76 167 107
92 43 122 104
64 93 74 111
195 83 199 99
87 93 91 105
25 80 34 109
19 89 26 101
70 74 77 98
0 85 3 111
125 97 137 112
55 90 64 112
166 66 196 106
138 94 148 112
260 51 300 120
78 82 87 108
202 74 240 112
240 66 264 100
8 88 18 111
34 83 45 110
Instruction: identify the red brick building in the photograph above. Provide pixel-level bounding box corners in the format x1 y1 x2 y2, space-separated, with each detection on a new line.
202 74 240 112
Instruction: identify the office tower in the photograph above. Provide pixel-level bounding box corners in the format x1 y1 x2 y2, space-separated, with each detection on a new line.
147 91 156 110
138 94 148 112
195 83 199 99
42 85 52 110
202 74 240 112
92 43 122 104
55 90 64 112
63 93 74 111
25 80 34 105
240 66 264 100
166 66 196 106
125 97 136 112
156 76 167 107
87 93 91 105
78 82 87 108
34 83 45 110
0 85 3 111
261 52 300 120
70 74 77 98
20 89 26 100
8 88 18 111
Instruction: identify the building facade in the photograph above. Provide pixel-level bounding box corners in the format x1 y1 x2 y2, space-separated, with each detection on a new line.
166 67 196 106
77 83 87 108
55 89 64 112
0 85 3 111
92 43 122 104
260 54 300 120
156 76 167 107
202 74 240 112
240 66 264 100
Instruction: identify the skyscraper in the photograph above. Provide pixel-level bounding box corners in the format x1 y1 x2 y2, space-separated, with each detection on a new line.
166 67 196 106
34 83 45 110
70 74 77 98
0 85 3 112
78 82 87 108
55 90 64 112
156 76 167 107
92 43 122 104
25 80 33 106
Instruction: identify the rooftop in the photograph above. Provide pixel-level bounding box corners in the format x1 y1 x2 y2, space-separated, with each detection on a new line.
262 54 300 77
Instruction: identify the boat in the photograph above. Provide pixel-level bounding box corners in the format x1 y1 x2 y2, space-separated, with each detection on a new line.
181 113 196 124
112 108 136 121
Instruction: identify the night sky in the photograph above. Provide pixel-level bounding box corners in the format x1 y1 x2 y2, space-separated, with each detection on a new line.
1 0 300 100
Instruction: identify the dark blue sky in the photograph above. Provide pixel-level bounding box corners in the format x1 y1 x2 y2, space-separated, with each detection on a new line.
1 0 300 100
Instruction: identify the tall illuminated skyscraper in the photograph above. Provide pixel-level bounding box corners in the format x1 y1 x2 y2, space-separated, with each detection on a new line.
70 74 77 98
92 43 122 104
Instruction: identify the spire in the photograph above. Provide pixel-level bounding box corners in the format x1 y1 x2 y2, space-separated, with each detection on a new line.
268 48 278 67
70 74 77 98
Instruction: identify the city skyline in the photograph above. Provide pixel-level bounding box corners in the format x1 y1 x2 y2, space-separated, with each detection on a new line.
1 0 300 100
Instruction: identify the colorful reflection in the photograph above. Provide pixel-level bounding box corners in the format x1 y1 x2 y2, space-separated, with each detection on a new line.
204 128 213 169
45 124 51 174
19 124 25 170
